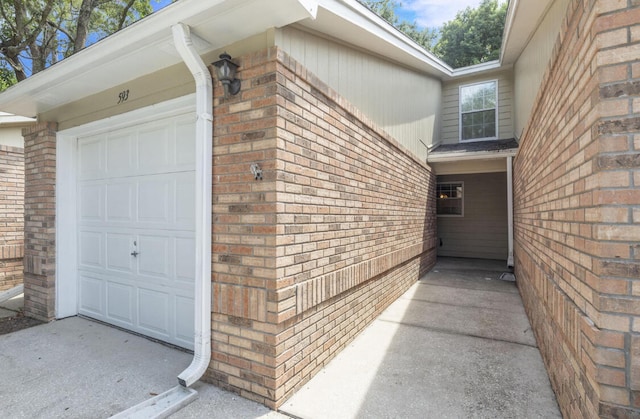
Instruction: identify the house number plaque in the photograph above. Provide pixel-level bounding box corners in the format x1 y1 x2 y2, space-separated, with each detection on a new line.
117 89 130 104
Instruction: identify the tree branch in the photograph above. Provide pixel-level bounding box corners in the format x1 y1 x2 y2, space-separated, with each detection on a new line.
73 0 95 53
117 0 137 31
47 20 75 43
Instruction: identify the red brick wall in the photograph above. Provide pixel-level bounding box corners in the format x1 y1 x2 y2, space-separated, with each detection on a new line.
0 145 24 292
207 47 437 408
22 123 57 321
514 0 640 417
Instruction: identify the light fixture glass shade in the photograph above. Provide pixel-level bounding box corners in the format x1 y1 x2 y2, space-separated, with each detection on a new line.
212 53 238 82
212 53 241 96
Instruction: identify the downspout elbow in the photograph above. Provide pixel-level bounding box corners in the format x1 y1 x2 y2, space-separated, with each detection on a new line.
171 22 213 388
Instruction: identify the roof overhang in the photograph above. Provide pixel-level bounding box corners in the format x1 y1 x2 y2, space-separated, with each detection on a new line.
0 112 36 127
500 0 554 65
0 0 318 118
428 149 517 163
299 0 453 79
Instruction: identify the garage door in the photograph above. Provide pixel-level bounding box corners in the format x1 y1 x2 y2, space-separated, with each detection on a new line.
76 114 196 350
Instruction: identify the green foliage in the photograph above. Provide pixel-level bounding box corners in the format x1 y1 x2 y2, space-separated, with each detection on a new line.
0 0 162 87
0 62 18 92
433 0 507 68
361 0 437 51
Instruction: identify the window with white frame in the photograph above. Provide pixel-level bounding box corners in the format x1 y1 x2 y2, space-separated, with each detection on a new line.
459 80 497 142
436 182 463 216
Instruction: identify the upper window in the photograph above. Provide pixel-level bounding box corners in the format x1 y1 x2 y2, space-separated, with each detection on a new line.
459 80 497 142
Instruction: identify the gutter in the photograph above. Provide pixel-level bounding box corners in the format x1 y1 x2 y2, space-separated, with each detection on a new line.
171 22 213 388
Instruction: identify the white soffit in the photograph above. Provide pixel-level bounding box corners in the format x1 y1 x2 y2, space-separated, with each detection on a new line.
0 0 318 118
0 112 35 126
500 0 554 65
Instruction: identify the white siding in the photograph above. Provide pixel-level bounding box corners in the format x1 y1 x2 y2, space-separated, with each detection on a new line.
514 0 570 138
441 70 514 145
276 26 441 161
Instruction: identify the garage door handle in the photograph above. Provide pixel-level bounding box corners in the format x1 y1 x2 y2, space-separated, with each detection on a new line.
130 250 139 257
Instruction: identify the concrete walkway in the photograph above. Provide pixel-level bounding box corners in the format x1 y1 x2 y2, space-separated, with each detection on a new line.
0 258 560 418
279 258 560 418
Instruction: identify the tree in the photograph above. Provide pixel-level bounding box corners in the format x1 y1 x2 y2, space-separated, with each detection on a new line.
433 0 507 68
0 0 157 91
0 63 17 91
362 0 437 51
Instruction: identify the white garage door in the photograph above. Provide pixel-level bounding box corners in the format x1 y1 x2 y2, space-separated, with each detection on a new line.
76 114 196 350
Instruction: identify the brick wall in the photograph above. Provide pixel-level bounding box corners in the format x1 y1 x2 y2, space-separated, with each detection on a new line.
0 145 24 291
22 123 57 321
207 47 437 408
514 0 640 417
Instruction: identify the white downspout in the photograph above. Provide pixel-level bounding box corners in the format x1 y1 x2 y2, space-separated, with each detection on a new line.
172 22 213 388
507 156 514 268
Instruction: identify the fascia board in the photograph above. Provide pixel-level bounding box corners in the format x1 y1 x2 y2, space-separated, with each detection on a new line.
0 112 36 126
451 60 503 78
427 149 518 163
499 0 554 65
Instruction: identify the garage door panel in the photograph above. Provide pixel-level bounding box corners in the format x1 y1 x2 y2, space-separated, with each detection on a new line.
138 288 170 336
137 235 170 279
175 295 195 345
138 177 171 224
79 275 105 316
106 132 135 175
78 136 105 180
106 181 134 222
79 231 103 269
106 281 135 325
106 233 136 273
176 173 195 228
79 183 104 222
175 118 196 167
138 125 171 173
175 237 195 282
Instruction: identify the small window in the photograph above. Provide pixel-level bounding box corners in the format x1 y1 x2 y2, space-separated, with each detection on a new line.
437 182 463 216
460 80 497 142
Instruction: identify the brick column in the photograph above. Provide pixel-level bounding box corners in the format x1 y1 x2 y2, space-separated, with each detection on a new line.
22 122 57 321
593 1 640 415
0 145 24 291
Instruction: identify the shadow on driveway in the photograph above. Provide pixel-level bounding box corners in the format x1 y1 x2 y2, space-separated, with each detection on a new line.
0 316 285 418
280 257 561 418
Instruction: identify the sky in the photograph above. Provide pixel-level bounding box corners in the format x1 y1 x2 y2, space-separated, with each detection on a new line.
395 0 502 28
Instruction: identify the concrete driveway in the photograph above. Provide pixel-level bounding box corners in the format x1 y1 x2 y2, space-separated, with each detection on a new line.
0 316 284 418
279 258 561 418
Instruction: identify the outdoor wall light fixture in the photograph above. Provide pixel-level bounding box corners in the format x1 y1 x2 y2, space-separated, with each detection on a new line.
212 52 241 97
